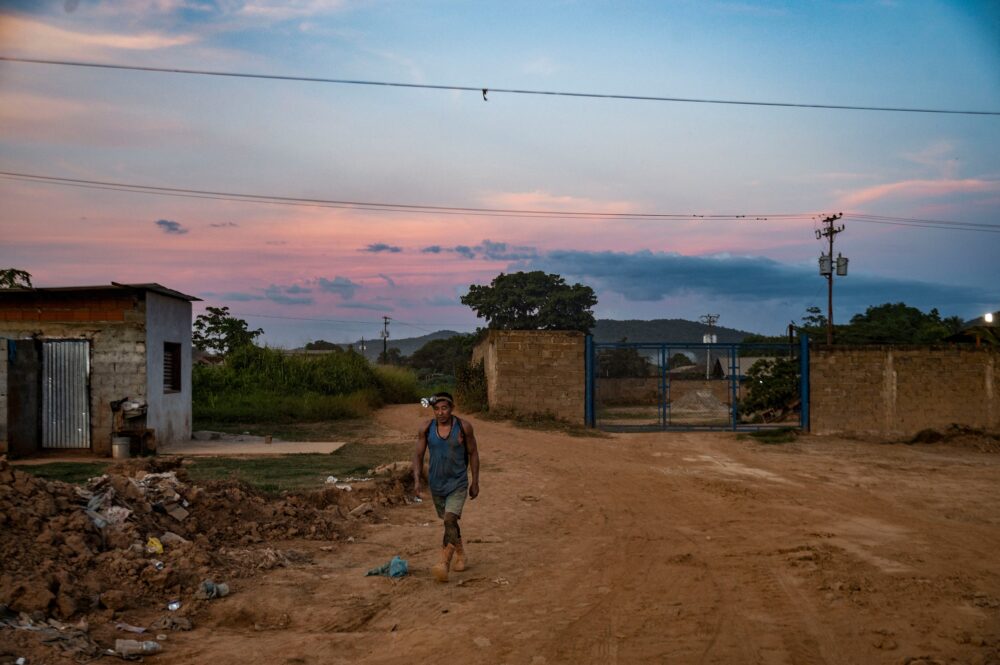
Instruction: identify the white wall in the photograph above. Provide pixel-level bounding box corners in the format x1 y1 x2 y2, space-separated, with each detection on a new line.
144 292 193 447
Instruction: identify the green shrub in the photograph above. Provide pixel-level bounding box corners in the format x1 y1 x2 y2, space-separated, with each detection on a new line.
194 346 407 423
373 365 419 404
456 360 488 412
194 388 377 423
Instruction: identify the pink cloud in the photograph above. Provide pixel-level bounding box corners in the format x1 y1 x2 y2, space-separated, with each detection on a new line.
838 179 1000 208
480 190 639 215
0 14 196 58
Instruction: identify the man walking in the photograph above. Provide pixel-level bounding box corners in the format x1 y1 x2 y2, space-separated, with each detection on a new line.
413 392 480 582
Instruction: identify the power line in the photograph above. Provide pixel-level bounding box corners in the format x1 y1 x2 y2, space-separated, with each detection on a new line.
0 171 813 221
3 170 997 233
2 56 998 117
235 312 471 332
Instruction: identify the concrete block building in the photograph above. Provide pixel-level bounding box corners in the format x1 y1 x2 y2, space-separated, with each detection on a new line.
0 284 199 458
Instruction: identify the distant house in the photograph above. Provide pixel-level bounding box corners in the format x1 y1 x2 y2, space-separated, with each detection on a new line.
0 283 199 458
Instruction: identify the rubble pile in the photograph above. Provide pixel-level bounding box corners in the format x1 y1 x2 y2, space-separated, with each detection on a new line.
0 455 413 661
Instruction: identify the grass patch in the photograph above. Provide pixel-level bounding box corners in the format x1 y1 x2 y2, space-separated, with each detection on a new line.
185 441 412 494
194 389 378 424
744 427 799 444
597 407 661 421
19 462 110 484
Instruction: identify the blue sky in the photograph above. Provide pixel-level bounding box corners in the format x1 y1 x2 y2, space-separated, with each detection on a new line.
1 1 998 346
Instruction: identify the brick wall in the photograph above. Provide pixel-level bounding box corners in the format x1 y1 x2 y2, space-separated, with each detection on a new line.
473 330 586 424
0 295 136 323
0 293 148 456
810 347 999 436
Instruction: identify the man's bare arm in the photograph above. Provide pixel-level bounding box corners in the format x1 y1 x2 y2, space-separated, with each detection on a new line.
463 420 480 499
413 425 428 495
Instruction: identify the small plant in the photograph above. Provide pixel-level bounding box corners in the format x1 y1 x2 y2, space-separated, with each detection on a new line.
455 360 488 412
746 428 799 444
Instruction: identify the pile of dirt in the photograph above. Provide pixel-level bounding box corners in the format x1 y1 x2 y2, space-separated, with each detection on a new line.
0 455 413 662
669 390 730 416
908 425 1000 453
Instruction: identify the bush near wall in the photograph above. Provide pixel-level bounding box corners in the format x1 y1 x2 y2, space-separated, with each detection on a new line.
194 346 418 423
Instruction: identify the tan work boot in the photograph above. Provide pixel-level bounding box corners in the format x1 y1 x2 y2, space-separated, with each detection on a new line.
452 538 467 572
432 544 456 583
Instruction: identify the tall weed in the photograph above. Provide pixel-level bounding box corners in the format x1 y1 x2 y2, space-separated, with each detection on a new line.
373 365 419 404
195 347 400 423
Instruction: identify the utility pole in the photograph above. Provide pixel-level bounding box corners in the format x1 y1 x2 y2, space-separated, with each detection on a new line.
700 314 720 379
380 316 391 363
816 213 846 345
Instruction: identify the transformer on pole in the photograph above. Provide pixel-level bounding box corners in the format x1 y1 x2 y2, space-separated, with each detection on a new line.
816 214 846 345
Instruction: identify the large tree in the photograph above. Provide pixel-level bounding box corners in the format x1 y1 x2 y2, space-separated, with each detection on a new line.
461 271 597 333
192 306 264 355
837 303 953 345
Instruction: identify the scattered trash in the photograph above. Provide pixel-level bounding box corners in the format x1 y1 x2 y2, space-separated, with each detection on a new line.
365 556 408 578
115 622 147 634
325 476 338 484
334 483 353 491
150 615 192 632
115 638 162 657
194 580 230 600
15 658 27 665
145 537 164 555
152 560 165 571
156 633 168 641
410 496 423 504
492 577 510 586
166 600 181 611
159 531 189 546
350 502 375 517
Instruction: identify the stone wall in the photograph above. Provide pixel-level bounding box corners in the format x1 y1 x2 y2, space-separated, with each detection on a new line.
0 293 148 456
810 347 999 437
473 330 586 424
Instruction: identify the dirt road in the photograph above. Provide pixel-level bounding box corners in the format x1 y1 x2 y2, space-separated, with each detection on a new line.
157 405 1000 664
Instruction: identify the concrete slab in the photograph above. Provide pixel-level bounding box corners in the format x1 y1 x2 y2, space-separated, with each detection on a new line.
160 439 348 456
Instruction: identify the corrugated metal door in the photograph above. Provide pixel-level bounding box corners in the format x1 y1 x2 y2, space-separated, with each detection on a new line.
42 340 91 449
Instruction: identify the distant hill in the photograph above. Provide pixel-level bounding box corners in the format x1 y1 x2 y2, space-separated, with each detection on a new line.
351 330 462 362
592 319 756 344
327 319 758 362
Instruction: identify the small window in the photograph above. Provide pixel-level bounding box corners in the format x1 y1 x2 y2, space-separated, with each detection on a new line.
163 342 181 393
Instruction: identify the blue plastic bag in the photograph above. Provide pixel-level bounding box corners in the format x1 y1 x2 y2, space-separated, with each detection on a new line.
365 555 408 578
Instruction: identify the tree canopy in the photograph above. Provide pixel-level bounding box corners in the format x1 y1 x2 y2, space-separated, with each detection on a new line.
461 271 597 333
407 333 479 378
192 306 264 355
0 269 32 289
799 302 961 345
597 339 653 378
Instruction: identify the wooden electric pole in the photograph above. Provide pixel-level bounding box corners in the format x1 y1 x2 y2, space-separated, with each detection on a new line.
816 213 845 345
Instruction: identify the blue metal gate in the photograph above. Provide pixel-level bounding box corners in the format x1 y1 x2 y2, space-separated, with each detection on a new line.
585 335 809 431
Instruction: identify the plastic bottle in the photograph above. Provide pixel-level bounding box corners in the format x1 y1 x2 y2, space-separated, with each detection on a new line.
115 639 162 657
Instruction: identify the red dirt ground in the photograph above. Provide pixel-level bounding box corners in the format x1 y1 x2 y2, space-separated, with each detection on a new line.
4 404 1000 664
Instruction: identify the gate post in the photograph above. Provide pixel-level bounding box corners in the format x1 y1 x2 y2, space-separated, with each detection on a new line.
800 333 810 431
584 335 594 427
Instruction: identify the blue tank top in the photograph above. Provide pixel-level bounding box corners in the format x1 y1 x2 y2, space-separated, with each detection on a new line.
427 416 468 497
